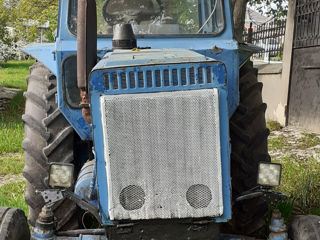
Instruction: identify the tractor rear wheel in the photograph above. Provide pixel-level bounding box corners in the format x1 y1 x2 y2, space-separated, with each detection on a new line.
0 207 30 240
23 62 80 230
227 61 270 235
289 215 320 240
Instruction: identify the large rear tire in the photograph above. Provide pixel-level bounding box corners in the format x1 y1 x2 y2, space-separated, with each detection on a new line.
23 62 80 230
0 207 30 240
227 61 270 234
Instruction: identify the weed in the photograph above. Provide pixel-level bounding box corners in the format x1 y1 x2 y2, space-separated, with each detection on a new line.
277 200 295 223
0 154 24 175
267 121 282 131
0 181 28 215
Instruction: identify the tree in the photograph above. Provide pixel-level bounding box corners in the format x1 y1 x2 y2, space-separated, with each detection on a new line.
0 0 287 43
232 0 288 41
0 0 59 42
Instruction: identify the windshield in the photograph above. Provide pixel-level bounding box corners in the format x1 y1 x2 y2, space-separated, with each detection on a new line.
68 0 224 35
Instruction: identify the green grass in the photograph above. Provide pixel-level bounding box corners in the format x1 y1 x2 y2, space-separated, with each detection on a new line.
276 156 320 218
0 91 25 153
0 60 34 91
0 154 24 175
298 133 320 149
268 135 290 150
267 121 282 131
0 181 28 214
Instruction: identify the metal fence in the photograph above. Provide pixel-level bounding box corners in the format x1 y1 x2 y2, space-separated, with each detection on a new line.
243 19 287 62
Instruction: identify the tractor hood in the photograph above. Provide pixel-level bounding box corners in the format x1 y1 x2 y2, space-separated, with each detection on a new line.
93 48 219 71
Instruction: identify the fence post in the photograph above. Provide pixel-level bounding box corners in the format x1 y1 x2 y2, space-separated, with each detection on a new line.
248 22 253 43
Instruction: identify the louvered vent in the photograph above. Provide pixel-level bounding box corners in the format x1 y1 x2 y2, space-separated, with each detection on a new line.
104 66 215 91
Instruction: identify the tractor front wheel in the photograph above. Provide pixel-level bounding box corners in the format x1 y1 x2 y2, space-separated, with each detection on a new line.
0 207 30 240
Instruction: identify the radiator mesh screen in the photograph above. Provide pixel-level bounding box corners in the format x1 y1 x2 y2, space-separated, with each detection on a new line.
101 89 223 220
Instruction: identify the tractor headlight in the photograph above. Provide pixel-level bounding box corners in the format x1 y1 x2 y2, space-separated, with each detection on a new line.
49 163 74 188
257 162 282 187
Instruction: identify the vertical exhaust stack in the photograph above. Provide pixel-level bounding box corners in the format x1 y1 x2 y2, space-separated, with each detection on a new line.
77 0 97 124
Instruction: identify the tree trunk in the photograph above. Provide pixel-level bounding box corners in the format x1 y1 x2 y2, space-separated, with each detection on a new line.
231 0 248 42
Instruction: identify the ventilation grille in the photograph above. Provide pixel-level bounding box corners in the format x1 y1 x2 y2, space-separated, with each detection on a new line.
101 89 223 220
103 64 224 92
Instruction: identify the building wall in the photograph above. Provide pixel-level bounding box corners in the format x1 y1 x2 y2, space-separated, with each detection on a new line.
256 63 285 124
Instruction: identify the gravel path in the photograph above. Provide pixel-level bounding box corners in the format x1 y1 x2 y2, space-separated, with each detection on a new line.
269 126 320 162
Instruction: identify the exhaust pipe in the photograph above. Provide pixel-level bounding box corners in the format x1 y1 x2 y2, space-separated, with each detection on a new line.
77 0 97 123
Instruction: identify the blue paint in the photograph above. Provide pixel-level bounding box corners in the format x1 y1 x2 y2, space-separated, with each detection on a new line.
215 88 231 222
90 92 110 224
197 48 239 115
74 161 99 208
56 50 93 140
269 210 288 240
22 43 57 75
31 230 54 240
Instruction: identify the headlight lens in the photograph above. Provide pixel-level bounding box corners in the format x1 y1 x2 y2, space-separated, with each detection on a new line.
49 163 74 188
258 162 282 187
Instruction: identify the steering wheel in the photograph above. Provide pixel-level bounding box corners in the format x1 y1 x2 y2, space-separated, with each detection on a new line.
102 0 163 25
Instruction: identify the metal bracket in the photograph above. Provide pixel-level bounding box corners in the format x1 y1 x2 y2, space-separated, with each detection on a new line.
63 190 102 224
37 189 102 224
36 189 64 205
236 187 287 206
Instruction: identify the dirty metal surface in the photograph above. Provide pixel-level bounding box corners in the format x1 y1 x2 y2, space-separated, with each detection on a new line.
288 46 320 133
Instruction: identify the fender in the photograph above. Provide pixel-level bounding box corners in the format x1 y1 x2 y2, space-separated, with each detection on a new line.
22 43 57 75
238 42 263 68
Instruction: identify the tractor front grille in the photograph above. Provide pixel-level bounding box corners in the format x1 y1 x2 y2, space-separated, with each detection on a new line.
100 89 223 220
103 63 226 93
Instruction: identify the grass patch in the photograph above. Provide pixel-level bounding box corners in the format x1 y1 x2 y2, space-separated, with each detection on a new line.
268 135 289 150
0 60 34 90
0 154 24 175
0 91 25 153
0 181 28 215
298 133 320 149
267 121 282 131
276 156 320 216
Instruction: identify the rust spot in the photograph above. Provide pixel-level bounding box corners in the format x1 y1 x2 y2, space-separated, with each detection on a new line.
80 90 92 124
212 46 224 55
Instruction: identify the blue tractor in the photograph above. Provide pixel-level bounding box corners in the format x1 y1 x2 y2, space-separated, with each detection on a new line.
3 0 318 239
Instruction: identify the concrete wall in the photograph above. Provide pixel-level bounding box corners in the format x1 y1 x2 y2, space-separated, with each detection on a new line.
256 63 285 124
254 0 296 126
